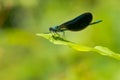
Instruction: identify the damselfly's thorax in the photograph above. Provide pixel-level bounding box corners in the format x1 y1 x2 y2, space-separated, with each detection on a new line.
49 25 67 32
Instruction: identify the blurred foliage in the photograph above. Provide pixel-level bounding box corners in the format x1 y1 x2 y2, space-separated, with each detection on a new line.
0 0 120 80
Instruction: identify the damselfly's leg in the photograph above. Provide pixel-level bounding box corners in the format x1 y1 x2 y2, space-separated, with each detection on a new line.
62 31 65 38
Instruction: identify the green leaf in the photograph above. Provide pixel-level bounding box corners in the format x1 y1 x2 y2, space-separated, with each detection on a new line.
36 33 120 60
94 46 120 60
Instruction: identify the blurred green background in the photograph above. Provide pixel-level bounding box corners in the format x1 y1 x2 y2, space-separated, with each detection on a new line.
0 0 120 80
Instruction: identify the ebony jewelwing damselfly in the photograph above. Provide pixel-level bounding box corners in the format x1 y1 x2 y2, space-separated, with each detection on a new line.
49 12 102 34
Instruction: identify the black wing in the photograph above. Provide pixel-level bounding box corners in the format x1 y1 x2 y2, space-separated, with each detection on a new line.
59 12 93 31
